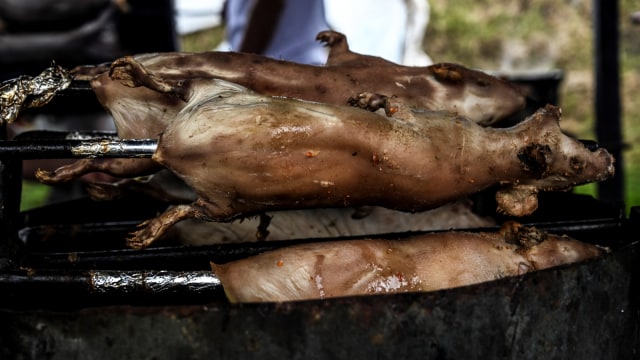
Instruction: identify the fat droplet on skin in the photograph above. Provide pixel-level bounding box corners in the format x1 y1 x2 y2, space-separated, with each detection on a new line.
315 274 326 299
367 273 409 293
313 180 335 188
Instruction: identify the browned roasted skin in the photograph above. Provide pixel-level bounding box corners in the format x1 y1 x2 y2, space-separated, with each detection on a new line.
211 223 607 303
123 79 613 249
102 31 525 126
37 32 524 186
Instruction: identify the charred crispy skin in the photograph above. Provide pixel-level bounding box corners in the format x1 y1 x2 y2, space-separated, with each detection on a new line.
120 79 613 249
211 222 607 303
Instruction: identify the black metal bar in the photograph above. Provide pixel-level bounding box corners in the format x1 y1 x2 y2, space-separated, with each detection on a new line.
593 0 624 205
0 269 224 307
0 269 220 295
0 138 157 159
0 122 23 262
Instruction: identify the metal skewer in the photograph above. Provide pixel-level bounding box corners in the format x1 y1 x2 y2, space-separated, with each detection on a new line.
0 269 221 298
0 138 157 159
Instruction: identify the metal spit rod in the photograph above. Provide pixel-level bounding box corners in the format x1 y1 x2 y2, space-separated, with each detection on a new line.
0 138 157 159
0 269 220 296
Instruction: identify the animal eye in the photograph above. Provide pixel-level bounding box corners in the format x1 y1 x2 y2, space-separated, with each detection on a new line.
476 79 489 87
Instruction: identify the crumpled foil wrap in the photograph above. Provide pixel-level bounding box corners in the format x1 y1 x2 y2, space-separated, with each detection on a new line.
89 270 220 295
0 62 72 124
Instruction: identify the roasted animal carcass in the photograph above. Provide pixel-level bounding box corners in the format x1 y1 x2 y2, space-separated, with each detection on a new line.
106 31 526 124
82 30 526 127
211 222 607 303
37 31 527 189
54 79 611 249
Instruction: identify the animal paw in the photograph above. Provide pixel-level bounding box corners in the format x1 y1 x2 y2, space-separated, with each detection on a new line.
495 185 539 217
127 220 159 249
348 92 396 116
109 56 146 88
110 56 186 97
316 30 346 48
34 168 61 184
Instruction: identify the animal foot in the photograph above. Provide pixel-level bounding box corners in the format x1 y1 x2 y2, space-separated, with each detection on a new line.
34 168 65 184
126 204 199 249
256 213 272 241
316 30 346 48
127 220 159 249
495 185 539 217
348 92 397 116
110 55 186 97
109 56 143 88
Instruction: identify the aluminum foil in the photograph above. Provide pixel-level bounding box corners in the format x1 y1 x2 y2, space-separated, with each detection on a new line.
71 139 157 158
89 270 220 295
0 62 72 124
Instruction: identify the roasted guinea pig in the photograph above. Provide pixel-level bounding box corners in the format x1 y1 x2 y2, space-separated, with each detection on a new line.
38 79 615 249
38 31 526 192
77 30 526 128
211 222 608 303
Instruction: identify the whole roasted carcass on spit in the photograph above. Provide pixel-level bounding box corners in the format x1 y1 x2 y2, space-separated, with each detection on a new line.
35 77 614 249
80 30 526 127
33 31 527 186
21 31 528 244
211 221 607 303
0 33 614 303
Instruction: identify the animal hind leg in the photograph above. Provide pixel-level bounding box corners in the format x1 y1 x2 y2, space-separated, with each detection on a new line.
35 158 161 185
127 199 212 249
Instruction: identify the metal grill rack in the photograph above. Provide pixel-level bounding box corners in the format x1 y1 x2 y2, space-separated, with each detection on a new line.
0 86 638 358
0 1 638 358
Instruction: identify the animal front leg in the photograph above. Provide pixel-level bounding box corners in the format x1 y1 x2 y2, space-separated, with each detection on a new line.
35 159 101 184
35 158 161 185
348 92 393 115
109 56 190 100
127 200 211 249
347 92 414 120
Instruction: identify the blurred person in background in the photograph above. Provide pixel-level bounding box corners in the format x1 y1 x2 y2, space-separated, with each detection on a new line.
216 0 329 64
212 0 432 66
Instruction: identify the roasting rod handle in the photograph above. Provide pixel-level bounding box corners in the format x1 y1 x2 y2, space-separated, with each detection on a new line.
0 139 157 159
